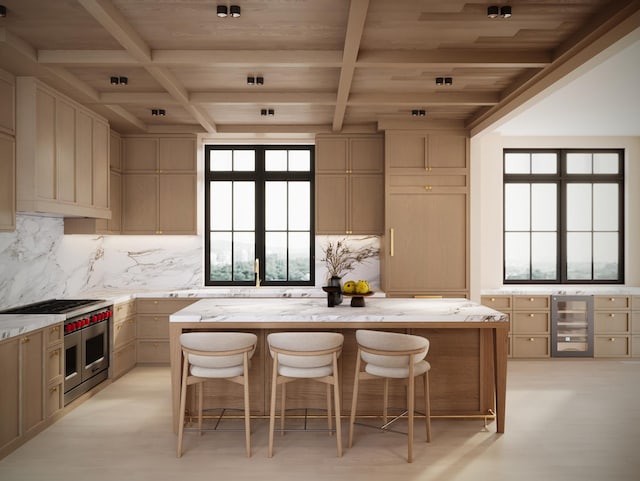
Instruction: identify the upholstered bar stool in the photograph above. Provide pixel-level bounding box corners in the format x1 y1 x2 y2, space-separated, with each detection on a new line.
267 332 344 458
177 332 258 458
348 329 431 463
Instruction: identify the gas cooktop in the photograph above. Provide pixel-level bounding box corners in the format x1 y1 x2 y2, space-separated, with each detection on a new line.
0 299 104 315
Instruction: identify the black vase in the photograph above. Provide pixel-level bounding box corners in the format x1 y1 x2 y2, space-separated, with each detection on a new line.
329 276 343 305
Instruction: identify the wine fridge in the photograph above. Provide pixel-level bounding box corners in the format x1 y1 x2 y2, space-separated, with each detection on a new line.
551 295 593 357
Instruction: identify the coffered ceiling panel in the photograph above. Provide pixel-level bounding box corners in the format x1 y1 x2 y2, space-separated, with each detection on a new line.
0 0 637 135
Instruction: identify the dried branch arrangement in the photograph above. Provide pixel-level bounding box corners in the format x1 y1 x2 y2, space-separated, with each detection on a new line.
320 238 379 279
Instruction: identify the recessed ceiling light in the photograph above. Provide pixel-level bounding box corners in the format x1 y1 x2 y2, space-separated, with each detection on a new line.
500 6 512 18
0 5 7 17
487 6 499 18
230 5 241 17
216 5 228 17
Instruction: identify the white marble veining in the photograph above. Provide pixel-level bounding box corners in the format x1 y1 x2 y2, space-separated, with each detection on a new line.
0 313 65 340
482 286 640 295
170 297 508 324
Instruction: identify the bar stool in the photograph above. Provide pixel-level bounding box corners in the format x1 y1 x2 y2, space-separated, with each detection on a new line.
177 332 258 458
348 329 431 463
267 332 344 458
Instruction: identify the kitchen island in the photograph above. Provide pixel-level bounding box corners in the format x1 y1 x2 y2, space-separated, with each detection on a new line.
169 297 509 433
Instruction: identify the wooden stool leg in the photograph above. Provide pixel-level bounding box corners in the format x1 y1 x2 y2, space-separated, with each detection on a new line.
177 356 189 458
383 378 389 425
198 381 204 435
424 370 431 443
280 383 286 436
348 353 361 448
326 383 333 436
243 353 251 457
332 353 342 457
268 356 278 458
407 361 415 463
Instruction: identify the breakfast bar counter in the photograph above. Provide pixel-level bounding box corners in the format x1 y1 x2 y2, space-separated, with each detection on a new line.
169 298 509 433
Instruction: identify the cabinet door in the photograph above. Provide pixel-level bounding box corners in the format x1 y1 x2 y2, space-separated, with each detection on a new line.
36 89 56 201
316 174 348 234
386 132 426 170
350 174 383 234
350 137 384 173
427 134 467 169
0 73 14 134
92 120 110 209
55 99 76 203
123 138 158 172
0 337 20 450
75 110 93 206
108 171 122 232
123 174 158 233
0 133 15 231
386 192 467 293
21 330 45 436
158 174 196 234
159 138 196 172
109 130 122 170
316 137 348 173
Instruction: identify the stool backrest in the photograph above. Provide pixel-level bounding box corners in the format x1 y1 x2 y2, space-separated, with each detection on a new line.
267 332 344 368
180 332 257 368
356 330 429 368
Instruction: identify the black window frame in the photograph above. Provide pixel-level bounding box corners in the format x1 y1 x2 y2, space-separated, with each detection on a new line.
204 144 315 287
503 148 624 285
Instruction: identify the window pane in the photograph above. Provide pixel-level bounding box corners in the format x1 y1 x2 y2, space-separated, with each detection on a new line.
593 184 618 230
567 232 592 280
234 150 255 171
210 150 232 171
594 232 618 280
233 182 254 230
265 182 287 230
531 232 557 280
289 232 311 281
505 232 530 280
289 182 310 230
233 232 255 281
566 153 592 173
504 153 530 174
531 184 556 230
265 232 287 281
289 150 311 171
210 181 232 230
505 184 530 230
210 232 232 281
566 184 591 231
593 153 619 174
531 153 557 174
265 150 287 171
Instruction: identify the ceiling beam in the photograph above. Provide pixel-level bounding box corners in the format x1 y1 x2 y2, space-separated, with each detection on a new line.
99 92 179 105
348 92 499 106
190 92 336 105
38 49 138 66
77 0 216 133
332 0 370 132
152 50 343 68
102 104 147 131
356 49 552 68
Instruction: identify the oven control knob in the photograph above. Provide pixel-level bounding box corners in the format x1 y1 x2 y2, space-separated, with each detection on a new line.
65 324 72 333
72 321 79 330
84 318 90 326
92 315 98 323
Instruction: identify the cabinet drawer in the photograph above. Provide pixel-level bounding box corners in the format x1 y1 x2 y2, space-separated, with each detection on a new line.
631 313 640 334
114 317 136 348
512 312 549 333
114 301 135 321
46 345 63 384
137 340 169 363
136 298 196 314
112 342 137 378
632 336 640 358
513 296 550 310
46 383 63 418
594 312 630 333
388 173 467 189
46 324 62 346
593 296 630 310
594 335 629 357
137 315 169 339
512 336 549 358
481 295 512 310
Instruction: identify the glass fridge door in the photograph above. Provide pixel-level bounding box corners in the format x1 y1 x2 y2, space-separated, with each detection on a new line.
551 296 594 357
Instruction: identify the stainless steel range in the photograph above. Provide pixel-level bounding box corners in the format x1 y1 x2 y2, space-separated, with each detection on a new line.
0 299 113 405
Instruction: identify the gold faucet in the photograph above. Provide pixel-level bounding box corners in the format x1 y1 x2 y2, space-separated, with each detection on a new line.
254 258 261 287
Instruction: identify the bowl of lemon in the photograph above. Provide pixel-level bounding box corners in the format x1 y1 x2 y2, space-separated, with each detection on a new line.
342 280 373 307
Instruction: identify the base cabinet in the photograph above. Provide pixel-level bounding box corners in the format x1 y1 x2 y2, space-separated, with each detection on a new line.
112 300 137 379
594 296 631 358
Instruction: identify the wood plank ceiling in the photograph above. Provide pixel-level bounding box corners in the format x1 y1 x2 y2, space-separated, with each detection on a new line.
1 0 639 135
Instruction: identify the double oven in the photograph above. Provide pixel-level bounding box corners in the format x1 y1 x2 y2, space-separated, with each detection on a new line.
1 299 113 405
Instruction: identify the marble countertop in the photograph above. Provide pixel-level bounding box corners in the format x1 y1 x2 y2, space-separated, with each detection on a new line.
481 286 640 296
0 314 65 340
170 297 509 324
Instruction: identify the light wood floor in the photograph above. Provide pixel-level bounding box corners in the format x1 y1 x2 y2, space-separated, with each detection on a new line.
1 360 639 481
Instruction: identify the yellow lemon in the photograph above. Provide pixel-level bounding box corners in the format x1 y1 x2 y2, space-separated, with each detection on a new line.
343 280 356 294
355 280 370 294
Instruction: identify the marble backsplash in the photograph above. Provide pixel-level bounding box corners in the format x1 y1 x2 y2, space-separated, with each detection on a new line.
0 214 380 309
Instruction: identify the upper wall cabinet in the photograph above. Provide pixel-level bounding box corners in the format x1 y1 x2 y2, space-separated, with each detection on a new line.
315 134 384 235
15 77 110 219
0 133 16 232
0 69 15 135
386 131 467 173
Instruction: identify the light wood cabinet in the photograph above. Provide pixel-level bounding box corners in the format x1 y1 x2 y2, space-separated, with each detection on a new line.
0 132 16 232
382 130 469 298
594 295 630 358
45 324 63 419
0 336 20 453
112 300 137 379
136 298 197 364
481 295 512 357
0 69 15 135
632 296 640 358
511 295 550 358
315 134 384 235
122 136 196 234
16 77 110 218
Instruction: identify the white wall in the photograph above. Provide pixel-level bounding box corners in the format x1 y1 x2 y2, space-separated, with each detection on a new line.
470 134 640 299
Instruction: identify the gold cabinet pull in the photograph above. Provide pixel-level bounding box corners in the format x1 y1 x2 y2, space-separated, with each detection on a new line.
609 337 616 342
21 337 30 344
390 228 395 257
50 350 59 357
424 185 432 191
50 386 58 393
529 313 535 318
529 338 535 342
490 297 496 302
610 313 615 318
529 297 535 302
610 297 616 302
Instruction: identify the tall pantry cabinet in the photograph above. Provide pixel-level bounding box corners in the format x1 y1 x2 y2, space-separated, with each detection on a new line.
382 130 469 298
0 69 16 232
